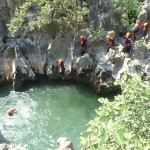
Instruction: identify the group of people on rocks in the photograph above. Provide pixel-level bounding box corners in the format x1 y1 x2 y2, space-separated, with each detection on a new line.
106 22 149 54
57 22 149 80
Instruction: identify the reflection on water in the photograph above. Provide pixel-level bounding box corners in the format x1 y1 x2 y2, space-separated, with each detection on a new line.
0 80 100 150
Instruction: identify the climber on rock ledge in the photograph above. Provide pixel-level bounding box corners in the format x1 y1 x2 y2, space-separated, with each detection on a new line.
106 35 115 53
80 35 88 56
57 59 66 80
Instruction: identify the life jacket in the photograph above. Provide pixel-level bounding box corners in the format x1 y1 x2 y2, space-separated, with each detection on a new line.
109 37 115 44
133 27 139 34
80 38 87 46
124 36 132 44
58 61 66 72
6 110 14 115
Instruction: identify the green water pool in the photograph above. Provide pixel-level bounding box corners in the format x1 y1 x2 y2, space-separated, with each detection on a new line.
0 79 100 150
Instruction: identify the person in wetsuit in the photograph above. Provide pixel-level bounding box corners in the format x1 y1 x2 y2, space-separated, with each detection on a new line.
139 22 149 39
58 59 66 80
6 109 16 116
123 32 133 54
133 24 139 40
80 35 88 56
106 35 115 53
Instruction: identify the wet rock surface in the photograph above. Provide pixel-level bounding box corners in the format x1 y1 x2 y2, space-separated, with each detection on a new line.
56 137 74 150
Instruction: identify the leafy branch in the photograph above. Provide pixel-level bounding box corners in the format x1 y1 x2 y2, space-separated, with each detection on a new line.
8 0 89 36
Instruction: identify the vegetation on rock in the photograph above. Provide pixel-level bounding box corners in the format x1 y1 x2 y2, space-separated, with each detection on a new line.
112 0 140 31
80 73 150 150
8 0 88 35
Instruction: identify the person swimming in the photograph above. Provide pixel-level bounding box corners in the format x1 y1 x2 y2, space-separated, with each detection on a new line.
6 109 16 116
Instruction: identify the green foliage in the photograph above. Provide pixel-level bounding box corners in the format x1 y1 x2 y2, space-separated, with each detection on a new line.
80 73 150 150
8 0 89 36
112 0 140 30
93 29 101 38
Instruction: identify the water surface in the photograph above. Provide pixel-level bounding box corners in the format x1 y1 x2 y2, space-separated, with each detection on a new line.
0 80 100 150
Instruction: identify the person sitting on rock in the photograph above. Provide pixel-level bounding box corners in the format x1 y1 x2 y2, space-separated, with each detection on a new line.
133 24 139 40
139 22 149 39
80 35 88 56
106 35 115 53
6 108 16 116
58 59 66 80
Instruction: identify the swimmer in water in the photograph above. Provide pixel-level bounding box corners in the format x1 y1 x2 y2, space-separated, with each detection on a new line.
6 109 16 116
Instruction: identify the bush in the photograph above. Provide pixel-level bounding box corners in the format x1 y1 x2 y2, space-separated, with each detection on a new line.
112 0 140 30
80 73 150 150
8 0 89 36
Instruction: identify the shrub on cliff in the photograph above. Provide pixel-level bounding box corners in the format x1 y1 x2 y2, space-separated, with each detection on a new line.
112 0 140 31
8 0 88 36
80 73 150 150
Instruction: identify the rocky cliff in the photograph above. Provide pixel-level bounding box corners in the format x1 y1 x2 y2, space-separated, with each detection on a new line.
0 0 149 94
0 0 150 149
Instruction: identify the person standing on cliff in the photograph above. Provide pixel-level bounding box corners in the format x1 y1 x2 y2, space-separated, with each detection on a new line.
106 35 115 53
58 59 66 80
123 32 134 54
133 24 139 40
139 22 149 39
80 35 88 56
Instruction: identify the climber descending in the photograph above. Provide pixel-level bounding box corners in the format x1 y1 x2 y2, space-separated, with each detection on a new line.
123 32 134 54
106 35 115 53
80 35 88 56
139 22 149 39
133 24 139 40
58 59 66 80
124 33 133 44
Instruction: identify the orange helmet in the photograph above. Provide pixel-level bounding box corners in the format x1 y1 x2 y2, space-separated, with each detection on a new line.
144 22 148 26
135 24 139 28
80 35 84 39
6 110 11 114
58 59 63 63
106 35 111 39
126 32 130 36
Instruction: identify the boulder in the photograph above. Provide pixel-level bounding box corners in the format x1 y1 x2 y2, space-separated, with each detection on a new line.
0 144 26 150
56 137 74 150
73 53 93 74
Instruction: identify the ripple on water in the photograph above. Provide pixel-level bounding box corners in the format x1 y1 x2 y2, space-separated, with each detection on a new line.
0 82 100 150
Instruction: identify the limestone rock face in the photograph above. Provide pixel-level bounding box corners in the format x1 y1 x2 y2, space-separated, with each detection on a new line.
13 45 35 91
73 53 93 74
136 0 150 25
0 0 149 93
56 137 74 150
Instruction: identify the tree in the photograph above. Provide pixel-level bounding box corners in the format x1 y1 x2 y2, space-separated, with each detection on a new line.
80 73 150 150
8 0 88 36
112 0 140 31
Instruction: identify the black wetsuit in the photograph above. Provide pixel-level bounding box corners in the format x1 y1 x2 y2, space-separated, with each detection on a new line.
58 61 65 80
